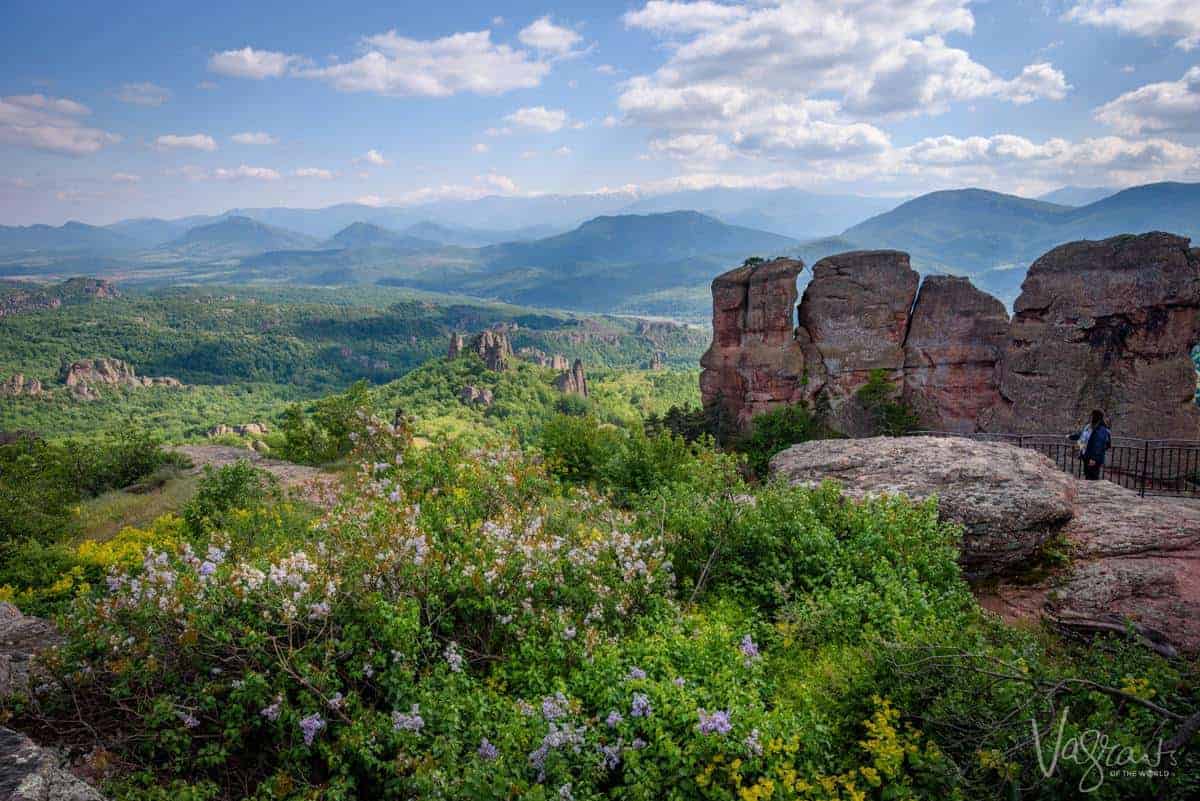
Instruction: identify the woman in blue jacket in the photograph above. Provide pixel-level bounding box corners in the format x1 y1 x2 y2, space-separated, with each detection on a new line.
1079 409 1111 480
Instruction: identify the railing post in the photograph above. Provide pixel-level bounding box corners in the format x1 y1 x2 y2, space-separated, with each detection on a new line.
1140 440 1150 498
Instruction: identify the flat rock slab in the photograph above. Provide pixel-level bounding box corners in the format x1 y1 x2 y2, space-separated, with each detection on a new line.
174 444 326 489
769 436 1076 577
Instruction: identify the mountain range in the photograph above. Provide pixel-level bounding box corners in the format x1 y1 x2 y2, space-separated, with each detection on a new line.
2 181 1198 318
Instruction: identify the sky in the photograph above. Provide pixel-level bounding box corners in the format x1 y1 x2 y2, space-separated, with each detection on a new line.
1 0 1198 225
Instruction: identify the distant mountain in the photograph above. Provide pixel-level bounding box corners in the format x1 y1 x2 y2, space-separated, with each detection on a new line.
0 221 135 255
1036 186 1118 207
104 216 214 248
1057 182 1200 243
325 222 439 251
621 187 899 239
165 216 319 259
402 221 563 247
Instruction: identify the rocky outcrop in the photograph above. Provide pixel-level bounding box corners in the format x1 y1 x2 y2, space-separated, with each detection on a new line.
448 333 464 359
0 375 43 398
458 385 494 407
0 278 118 319
0 603 61 699
699 258 807 429
553 359 589 397
701 233 1200 440
206 423 269 438
902 276 1009 431
649 351 666 370
797 251 920 435
0 727 106 801
770 437 1076 577
771 436 1200 655
517 348 570 370
984 233 1200 440
0 292 60 318
60 358 181 400
451 330 512 371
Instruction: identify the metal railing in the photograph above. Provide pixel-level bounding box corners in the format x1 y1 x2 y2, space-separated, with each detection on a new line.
909 431 1200 498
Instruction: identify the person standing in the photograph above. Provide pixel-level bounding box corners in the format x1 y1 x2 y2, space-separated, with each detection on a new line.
1080 409 1111 480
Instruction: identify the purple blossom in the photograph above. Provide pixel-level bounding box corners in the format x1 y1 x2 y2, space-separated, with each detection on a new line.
444 641 464 673
697 708 732 735
177 710 200 729
542 692 569 721
605 710 623 728
392 704 424 732
673 677 686 687
745 728 763 756
626 666 647 680
299 712 326 745
600 743 622 770
260 698 281 721
477 737 499 760
740 634 759 662
328 692 344 711
630 693 651 718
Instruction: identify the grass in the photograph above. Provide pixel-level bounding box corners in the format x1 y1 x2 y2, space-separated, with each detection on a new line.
74 468 200 543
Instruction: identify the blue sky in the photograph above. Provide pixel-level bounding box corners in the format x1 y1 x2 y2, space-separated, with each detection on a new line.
2 0 1198 224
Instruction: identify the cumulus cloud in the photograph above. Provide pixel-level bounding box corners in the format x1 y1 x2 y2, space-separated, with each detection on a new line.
355 149 390 166
1094 66 1200 134
155 133 217 152
518 16 584 56
231 131 278 145
1065 0 1200 51
115 82 171 106
505 106 569 132
553 145 573 157
473 142 490 153
0 94 119 156
212 165 281 181
294 167 335 179
298 30 548 96
111 172 141 183
208 47 300 78
648 133 735 161
618 0 1071 168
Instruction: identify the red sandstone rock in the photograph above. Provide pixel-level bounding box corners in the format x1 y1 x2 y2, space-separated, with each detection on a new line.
903 275 1009 432
797 251 919 435
984 233 1200 440
553 359 589 397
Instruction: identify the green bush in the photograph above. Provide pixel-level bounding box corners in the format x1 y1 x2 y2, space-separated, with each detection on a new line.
181 460 277 538
735 403 828 478
855 369 921 436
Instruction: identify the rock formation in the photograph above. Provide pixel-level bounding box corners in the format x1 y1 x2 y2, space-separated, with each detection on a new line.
699 258 807 430
771 437 1200 656
516 348 570 370
551 354 569 371
448 333 464 359
649 351 666 370
458 385 495 407
0 277 118 319
553 360 589 397
206 423 269 438
0 375 43 398
700 233 1200 440
60 358 181 400
983 233 1200 440
471 330 512 371
902 276 1009 431
797 251 920 435
769 437 1075 577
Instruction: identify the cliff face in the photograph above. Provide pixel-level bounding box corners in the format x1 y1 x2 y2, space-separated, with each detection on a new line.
553 359 589 397
700 233 1200 440
984 233 1200 440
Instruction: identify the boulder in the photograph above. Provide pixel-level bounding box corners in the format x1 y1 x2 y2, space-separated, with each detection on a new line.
769 436 1076 577
0 603 61 699
553 359 589 397
0 375 43 398
984 233 1200 440
468 330 512 371
458 385 494 407
797 251 919 435
551 354 569 371
60 358 180 397
0 727 105 801
902 276 1009 432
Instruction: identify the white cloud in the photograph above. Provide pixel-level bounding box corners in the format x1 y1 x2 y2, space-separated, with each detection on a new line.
505 106 569 132
553 146 572 157
155 133 217 152
355 149 390 166
357 194 387 206
518 16 584 56
212 165 281 181
602 115 619 128
1065 1 1200 51
231 131 278 145
298 30 549 97
473 142 490 153
0 95 119 156
1094 66 1200 134
485 126 512 136
648 133 735 161
116 82 171 106
208 47 300 78
111 172 141 183
623 1 748 33
294 167 335 179
388 173 522 205
596 64 618 75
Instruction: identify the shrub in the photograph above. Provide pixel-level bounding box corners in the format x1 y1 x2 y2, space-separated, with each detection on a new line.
181 460 277 538
855 369 920 436
735 403 827 478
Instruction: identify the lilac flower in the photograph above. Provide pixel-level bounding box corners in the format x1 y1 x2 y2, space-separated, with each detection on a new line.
605 710 623 728
626 666 647 680
328 692 344 711
600 743 622 770
299 712 326 745
631 737 647 749
630 693 651 718
673 677 686 687
308 600 331 620
478 738 499 760
528 723 586 781
199 561 217 578
542 692 569 721
392 704 424 732
745 728 763 756
260 698 281 721
444 641 464 673
177 710 200 729
739 634 759 662
697 708 732 735
363 663 374 678
559 784 574 800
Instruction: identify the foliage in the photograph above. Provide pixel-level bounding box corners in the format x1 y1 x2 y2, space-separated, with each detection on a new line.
181 461 278 537
276 381 375 465
854 370 921 437
736 404 830 478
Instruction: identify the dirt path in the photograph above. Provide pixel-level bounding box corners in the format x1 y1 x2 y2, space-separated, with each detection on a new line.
173 444 328 489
